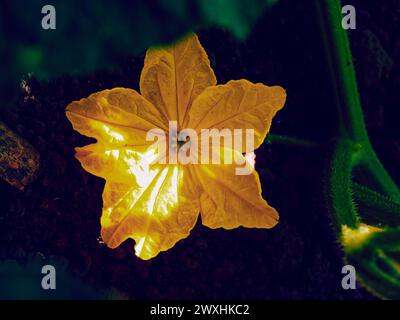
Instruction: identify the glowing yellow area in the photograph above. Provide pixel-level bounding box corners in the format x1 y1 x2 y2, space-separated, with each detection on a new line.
146 167 169 215
342 224 383 250
135 236 146 257
102 124 124 142
111 150 120 158
125 148 161 187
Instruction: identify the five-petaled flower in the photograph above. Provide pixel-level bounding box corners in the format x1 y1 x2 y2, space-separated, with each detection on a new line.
66 33 286 260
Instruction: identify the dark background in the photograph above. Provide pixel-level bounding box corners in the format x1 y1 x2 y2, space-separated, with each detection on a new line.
1 0 399 299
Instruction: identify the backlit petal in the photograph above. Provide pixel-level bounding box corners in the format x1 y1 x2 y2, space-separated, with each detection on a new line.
140 33 216 126
101 165 200 260
193 148 279 229
187 79 286 152
66 87 168 147
74 142 161 184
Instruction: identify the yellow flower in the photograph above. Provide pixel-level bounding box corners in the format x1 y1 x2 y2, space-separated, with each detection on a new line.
66 33 286 260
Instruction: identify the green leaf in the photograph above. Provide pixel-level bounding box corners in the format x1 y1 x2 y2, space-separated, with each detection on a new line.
198 0 278 39
0 0 278 102
0 255 125 299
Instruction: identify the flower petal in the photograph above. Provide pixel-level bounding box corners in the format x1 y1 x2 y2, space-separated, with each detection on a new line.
140 33 216 126
101 165 200 260
66 88 168 147
187 79 286 152
74 142 161 184
192 148 279 229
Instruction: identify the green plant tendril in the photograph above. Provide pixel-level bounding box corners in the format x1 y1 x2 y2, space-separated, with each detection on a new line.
268 0 400 298
315 0 400 298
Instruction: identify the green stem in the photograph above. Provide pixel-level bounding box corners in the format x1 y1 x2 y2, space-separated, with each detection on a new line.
327 139 359 229
353 182 400 227
309 0 400 299
317 0 400 299
317 0 400 210
266 134 320 149
316 0 367 142
358 146 400 203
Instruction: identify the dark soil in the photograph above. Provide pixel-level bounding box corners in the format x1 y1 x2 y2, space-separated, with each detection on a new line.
1 0 399 299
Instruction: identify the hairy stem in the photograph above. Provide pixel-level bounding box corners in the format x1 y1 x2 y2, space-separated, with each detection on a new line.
327 139 360 229
353 182 400 227
317 0 400 219
316 0 367 142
